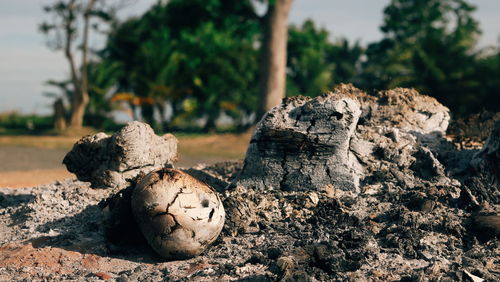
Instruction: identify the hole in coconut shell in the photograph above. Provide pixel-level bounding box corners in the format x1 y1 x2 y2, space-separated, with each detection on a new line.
201 199 210 208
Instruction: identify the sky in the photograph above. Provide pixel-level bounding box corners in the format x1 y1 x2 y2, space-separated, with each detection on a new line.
0 0 498 115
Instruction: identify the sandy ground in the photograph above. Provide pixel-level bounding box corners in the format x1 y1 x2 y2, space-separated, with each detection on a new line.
0 145 73 188
0 169 74 188
0 133 250 188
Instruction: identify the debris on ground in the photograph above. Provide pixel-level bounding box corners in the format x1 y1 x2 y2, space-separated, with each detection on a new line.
63 121 178 188
1 85 498 281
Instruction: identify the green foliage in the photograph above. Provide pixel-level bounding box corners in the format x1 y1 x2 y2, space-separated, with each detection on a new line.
177 22 258 128
102 0 260 131
359 0 496 115
328 38 363 85
39 0 498 132
84 60 121 128
287 20 363 97
468 50 500 114
163 0 259 38
0 112 53 134
287 20 333 96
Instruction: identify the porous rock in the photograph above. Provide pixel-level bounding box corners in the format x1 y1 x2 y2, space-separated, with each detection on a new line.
131 168 225 260
235 90 362 193
63 121 178 188
355 86 450 135
234 84 453 194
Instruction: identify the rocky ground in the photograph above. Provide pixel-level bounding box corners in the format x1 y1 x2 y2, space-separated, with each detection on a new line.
0 85 498 281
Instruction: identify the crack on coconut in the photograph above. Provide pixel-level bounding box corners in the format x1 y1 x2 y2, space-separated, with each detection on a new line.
208 208 215 222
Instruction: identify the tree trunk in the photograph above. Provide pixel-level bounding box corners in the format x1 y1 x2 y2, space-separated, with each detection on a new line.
256 0 293 122
156 102 166 132
203 115 217 133
130 103 139 121
69 0 96 129
141 103 155 127
63 121 178 188
236 91 362 193
53 98 67 131
69 94 89 129
63 0 81 128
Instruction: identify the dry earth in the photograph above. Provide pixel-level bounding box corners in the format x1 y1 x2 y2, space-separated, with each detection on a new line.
0 133 250 188
0 87 498 281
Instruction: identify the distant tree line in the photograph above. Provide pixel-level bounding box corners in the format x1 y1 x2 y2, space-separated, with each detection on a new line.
40 0 500 132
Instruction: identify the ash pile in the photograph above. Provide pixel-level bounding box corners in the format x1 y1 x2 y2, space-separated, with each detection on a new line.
0 85 498 281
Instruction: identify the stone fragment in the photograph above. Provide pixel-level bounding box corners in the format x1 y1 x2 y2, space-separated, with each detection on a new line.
63 121 178 188
131 168 225 260
235 90 362 193
356 86 450 134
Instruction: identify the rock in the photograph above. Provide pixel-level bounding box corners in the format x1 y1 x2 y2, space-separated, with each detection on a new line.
63 121 178 188
234 85 452 194
1 127 500 281
235 89 362 193
357 86 450 135
131 168 225 260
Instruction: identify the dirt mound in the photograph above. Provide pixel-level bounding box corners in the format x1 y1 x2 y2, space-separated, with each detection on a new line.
448 110 500 149
0 85 498 281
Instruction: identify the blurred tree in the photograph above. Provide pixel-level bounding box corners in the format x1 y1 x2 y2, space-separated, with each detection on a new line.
102 17 145 122
328 38 363 85
287 20 333 96
43 60 118 130
103 0 260 131
175 22 258 132
468 49 500 114
105 16 178 127
360 0 485 115
53 98 67 130
287 20 363 96
154 0 260 131
256 0 294 121
84 60 121 128
40 0 115 129
43 79 72 130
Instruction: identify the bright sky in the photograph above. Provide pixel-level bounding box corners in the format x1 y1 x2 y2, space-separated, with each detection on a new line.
0 0 498 115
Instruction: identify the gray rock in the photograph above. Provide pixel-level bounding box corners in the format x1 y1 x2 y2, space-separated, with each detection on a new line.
63 121 178 188
235 90 362 193
234 85 453 194
357 86 450 135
